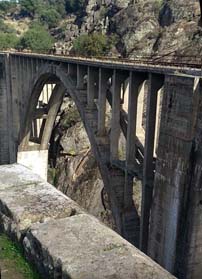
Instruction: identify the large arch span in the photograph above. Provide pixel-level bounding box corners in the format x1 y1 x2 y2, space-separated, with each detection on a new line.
18 62 141 247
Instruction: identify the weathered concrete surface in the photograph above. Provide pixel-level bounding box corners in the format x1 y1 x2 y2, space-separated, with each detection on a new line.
24 214 174 279
148 75 197 278
0 164 83 240
0 54 14 164
17 150 48 181
0 164 175 279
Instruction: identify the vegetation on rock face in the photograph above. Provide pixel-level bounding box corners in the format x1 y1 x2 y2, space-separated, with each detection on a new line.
65 0 85 13
39 8 61 28
72 33 116 56
0 19 16 33
0 19 19 49
0 32 19 49
0 0 17 15
19 0 86 17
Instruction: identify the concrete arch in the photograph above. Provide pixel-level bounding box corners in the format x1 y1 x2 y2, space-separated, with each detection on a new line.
18 63 140 247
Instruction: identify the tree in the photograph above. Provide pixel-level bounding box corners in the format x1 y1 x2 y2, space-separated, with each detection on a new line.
72 33 112 57
19 24 54 52
0 33 19 50
0 0 17 15
40 8 61 28
49 0 66 17
19 0 42 17
65 0 85 13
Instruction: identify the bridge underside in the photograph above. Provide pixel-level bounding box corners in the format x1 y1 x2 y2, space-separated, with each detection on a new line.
0 52 202 278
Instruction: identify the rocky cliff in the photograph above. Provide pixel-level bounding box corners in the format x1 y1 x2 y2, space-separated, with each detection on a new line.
53 0 202 58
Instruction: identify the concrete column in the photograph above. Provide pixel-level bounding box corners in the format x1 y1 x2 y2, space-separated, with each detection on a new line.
121 72 146 247
10 56 20 158
87 66 98 109
126 72 146 168
77 65 87 89
110 70 122 162
97 68 111 136
68 63 77 78
40 84 66 150
140 73 164 253
19 79 45 151
0 54 15 164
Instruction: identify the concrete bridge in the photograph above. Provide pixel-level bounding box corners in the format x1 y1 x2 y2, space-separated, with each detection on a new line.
0 52 202 278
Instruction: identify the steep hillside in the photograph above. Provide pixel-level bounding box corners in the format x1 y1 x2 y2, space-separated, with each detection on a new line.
1 0 201 58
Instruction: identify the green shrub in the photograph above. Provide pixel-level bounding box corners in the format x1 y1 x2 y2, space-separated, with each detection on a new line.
0 32 19 50
72 33 112 57
40 8 61 28
65 0 85 13
18 23 54 52
19 0 41 17
60 106 80 129
0 19 16 34
0 0 17 15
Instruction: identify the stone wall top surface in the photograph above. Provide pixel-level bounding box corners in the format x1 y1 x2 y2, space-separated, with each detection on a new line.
0 164 175 279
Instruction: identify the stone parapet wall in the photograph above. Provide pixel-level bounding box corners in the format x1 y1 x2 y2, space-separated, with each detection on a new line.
0 164 175 279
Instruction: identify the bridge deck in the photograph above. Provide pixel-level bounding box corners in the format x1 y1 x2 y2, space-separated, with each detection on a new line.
2 51 202 78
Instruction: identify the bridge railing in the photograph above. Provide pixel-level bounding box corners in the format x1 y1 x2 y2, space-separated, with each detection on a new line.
1 48 202 69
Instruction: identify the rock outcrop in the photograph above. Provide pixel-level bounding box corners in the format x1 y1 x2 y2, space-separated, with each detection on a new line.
48 98 115 230
55 0 202 58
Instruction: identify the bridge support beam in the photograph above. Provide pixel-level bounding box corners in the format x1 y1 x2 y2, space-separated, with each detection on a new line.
40 83 66 150
87 66 99 109
140 73 164 253
110 70 127 162
97 69 112 137
122 72 147 247
77 65 87 89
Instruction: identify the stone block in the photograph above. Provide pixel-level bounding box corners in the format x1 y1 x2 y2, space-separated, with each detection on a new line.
0 164 175 279
0 164 83 240
24 214 175 279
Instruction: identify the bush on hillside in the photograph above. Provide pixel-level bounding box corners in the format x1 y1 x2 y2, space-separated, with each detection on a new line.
19 0 41 17
72 33 116 57
40 8 61 28
65 0 85 13
18 24 54 52
0 0 17 15
0 19 16 34
0 33 19 50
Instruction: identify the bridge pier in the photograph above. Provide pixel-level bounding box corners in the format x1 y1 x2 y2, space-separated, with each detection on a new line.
148 75 200 278
97 68 111 137
87 66 99 109
0 54 15 164
140 73 164 253
77 64 87 89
